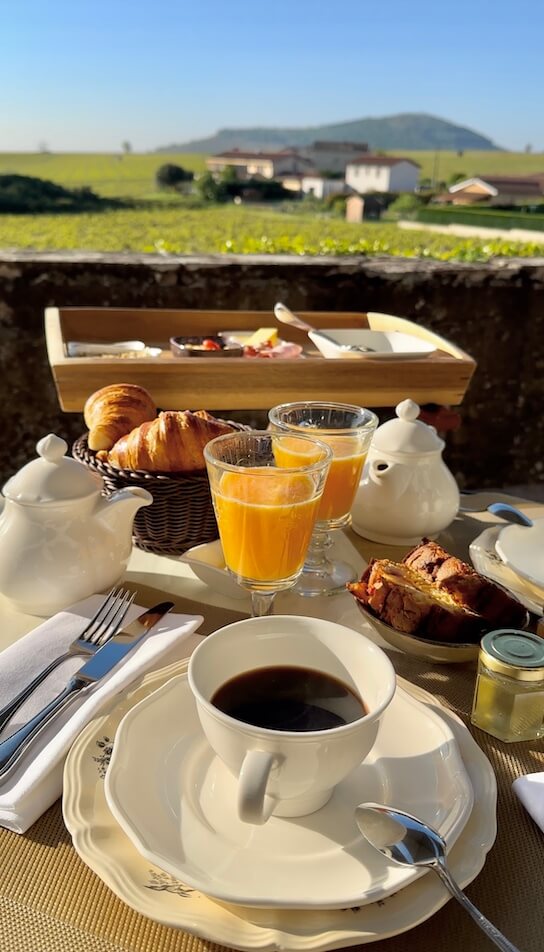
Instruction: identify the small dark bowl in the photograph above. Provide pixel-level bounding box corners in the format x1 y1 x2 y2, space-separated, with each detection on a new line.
354 601 480 664
170 335 243 358
353 599 530 665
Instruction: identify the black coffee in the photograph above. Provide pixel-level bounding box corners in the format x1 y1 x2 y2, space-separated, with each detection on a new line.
211 665 367 732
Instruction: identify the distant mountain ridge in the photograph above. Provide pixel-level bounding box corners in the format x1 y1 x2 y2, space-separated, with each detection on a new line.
157 113 500 154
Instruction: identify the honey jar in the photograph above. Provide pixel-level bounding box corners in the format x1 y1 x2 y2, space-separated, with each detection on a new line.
471 629 544 743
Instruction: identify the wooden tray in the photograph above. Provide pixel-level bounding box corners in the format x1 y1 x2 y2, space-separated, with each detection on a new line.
45 306 476 411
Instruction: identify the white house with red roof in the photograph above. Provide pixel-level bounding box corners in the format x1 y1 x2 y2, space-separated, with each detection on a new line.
345 155 420 193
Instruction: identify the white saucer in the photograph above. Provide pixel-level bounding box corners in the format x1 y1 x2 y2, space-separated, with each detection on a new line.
104 672 473 910
470 526 544 617
63 660 496 952
495 520 544 594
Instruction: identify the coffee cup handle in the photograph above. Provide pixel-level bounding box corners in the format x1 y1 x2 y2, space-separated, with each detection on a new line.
238 750 276 825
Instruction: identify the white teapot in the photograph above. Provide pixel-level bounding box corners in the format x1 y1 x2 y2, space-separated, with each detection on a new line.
0 434 152 615
351 399 459 546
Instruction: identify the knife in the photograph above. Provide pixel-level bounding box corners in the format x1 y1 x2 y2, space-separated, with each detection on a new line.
0 601 174 779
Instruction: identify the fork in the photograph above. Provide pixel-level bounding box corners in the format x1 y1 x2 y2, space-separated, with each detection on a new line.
0 587 135 734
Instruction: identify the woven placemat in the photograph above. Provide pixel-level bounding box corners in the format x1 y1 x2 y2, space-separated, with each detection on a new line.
0 587 542 952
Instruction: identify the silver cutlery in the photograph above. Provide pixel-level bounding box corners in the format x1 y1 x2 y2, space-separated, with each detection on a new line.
355 803 520 952
0 601 174 779
0 587 135 735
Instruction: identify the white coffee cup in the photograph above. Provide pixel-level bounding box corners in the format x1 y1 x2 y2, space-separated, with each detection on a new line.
188 615 396 825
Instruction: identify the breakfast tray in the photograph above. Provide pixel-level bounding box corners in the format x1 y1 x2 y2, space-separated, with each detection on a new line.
45 306 476 411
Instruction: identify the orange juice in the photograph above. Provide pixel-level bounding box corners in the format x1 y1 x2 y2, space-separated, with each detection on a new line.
213 468 320 582
274 435 366 521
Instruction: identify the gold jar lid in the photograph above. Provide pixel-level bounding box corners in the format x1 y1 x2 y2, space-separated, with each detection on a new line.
480 629 544 682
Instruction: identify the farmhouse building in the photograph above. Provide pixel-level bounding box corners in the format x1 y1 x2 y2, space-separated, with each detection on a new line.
279 172 350 200
297 140 369 174
444 175 544 205
206 149 313 179
345 155 420 194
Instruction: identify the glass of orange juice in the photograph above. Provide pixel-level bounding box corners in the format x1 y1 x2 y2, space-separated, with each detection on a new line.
269 402 378 596
204 430 332 616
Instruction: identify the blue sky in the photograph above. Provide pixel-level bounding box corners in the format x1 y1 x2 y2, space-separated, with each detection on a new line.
2 0 543 152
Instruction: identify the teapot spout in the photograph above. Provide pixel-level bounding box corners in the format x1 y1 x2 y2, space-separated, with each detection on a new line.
96 486 153 533
369 459 395 483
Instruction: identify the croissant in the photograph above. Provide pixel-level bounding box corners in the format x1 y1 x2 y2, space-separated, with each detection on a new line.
104 410 234 472
84 384 157 451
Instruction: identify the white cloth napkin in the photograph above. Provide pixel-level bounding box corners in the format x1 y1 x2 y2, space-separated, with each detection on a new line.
512 772 544 832
0 594 203 833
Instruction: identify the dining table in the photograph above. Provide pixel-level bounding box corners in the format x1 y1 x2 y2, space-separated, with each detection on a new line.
0 492 543 952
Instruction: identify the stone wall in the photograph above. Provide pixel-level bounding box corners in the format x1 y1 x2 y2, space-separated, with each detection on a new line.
1 250 543 491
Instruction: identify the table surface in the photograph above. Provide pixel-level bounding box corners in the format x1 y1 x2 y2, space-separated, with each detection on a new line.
0 493 543 952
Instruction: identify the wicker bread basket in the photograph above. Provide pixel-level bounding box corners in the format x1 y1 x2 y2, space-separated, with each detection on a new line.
72 425 243 556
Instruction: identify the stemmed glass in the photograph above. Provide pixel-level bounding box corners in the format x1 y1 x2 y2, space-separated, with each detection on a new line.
204 430 332 617
269 402 378 596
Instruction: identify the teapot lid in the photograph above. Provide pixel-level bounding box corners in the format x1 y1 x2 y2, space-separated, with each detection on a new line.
3 434 102 504
371 400 444 455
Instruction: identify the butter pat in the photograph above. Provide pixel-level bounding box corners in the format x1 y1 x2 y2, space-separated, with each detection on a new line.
245 327 278 347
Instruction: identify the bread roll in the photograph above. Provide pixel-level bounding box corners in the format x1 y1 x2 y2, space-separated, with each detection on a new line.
104 410 234 472
84 384 157 451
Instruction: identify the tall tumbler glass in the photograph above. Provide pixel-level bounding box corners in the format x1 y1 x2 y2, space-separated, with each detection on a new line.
269 402 378 596
204 430 332 617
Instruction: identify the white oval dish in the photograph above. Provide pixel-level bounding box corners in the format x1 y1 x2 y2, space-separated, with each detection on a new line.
179 540 249 600
308 329 436 360
495 519 544 593
66 340 162 357
103 671 473 910
63 660 496 952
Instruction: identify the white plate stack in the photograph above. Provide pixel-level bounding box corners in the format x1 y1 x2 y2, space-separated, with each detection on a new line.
63 660 497 951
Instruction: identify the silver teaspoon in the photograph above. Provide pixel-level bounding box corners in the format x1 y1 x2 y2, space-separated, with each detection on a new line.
355 803 520 952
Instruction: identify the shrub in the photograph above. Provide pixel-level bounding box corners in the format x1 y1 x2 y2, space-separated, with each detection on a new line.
155 163 194 191
388 193 425 219
0 174 115 213
195 171 228 202
415 205 544 231
196 173 292 204
226 177 292 202
325 193 348 216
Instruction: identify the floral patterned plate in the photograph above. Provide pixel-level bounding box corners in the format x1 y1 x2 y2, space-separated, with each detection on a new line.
103 673 473 909
63 660 496 952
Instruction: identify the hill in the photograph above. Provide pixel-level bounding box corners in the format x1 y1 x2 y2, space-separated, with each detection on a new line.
157 113 501 154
